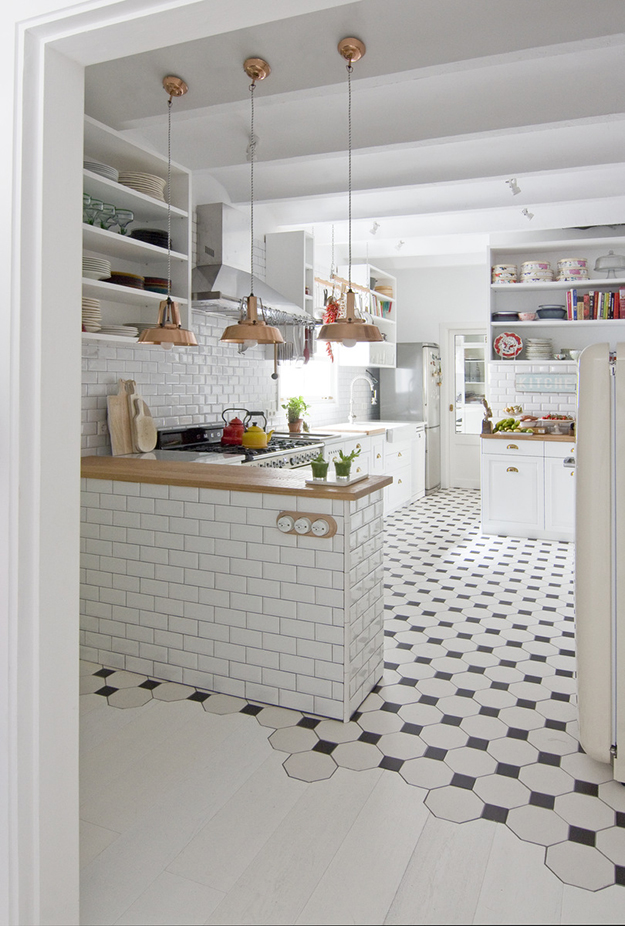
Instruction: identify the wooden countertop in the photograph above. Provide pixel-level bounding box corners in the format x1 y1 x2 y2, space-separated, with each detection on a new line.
81 456 393 500
481 433 575 442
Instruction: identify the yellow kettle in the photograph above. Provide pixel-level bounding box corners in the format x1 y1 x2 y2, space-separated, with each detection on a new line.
242 424 274 449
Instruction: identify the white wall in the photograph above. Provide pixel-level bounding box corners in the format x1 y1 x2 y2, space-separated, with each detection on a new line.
394 263 487 345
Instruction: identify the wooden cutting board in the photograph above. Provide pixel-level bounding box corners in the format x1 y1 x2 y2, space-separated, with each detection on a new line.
106 379 134 455
129 392 158 452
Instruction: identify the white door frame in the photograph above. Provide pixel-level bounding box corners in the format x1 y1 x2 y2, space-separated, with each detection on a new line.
6 2 355 923
439 323 486 490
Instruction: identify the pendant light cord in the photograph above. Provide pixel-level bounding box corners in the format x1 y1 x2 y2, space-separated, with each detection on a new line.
249 79 256 296
347 60 353 290
167 95 173 311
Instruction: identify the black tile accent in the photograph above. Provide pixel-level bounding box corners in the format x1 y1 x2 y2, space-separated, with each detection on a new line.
507 728 529 741
401 722 423 737
467 737 489 751
615 866 625 887
93 667 116 678
313 739 338 755
529 791 555 810
574 780 600 797
419 695 439 706
482 804 509 824
424 746 448 761
94 686 118 697
479 706 500 718
537 752 561 767
379 756 405 772
545 719 568 733
239 702 263 715
139 679 161 690
359 731 382 745
297 716 320 729
441 715 463 727
451 773 476 790
380 702 403 713
496 763 521 779
616 812 625 828
568 826 596 847
456 689 476 699
516 699 537 710
187 691 211 703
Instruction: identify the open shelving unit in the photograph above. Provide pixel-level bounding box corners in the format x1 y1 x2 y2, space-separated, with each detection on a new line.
82 116 192 343
488 234 625 360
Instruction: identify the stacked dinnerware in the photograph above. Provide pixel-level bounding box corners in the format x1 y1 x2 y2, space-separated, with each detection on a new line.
557 258 589 282
106 271 145 289
520 260 554 282
525 337 553 359
98 325 139 338
81 297 101 332
144 276 170 294
83 256 111 280
492 264 517 283
118 171 167 202
84 159 119 182
130 228 170 249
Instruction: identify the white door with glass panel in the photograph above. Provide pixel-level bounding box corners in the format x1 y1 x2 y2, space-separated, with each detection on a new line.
445 329 487 489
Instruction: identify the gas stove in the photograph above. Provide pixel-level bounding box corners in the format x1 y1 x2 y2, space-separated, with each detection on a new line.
156 423 324 468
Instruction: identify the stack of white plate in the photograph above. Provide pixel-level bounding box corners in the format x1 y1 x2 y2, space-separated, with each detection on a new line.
84 159 119 182
83 257 111 280
118 171 167 202
81 297 101 332
525 338 553 359
98 325 139 338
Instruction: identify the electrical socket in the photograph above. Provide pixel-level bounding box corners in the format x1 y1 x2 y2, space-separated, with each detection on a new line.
98 421 109 435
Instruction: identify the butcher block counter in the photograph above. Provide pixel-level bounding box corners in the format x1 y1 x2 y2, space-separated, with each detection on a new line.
80 457 391 721
81 455 391 499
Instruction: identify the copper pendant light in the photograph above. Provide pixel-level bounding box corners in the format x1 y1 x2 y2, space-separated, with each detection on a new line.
138 76 197 349
220 59 283 347
317 38 382 348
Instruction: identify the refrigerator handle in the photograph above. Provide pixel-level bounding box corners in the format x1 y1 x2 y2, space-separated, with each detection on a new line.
563 457 575 468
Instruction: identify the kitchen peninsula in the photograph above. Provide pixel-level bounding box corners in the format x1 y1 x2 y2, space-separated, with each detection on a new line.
80 458 391 721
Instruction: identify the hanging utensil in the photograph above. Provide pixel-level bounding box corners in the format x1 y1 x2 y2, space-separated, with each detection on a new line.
271 343 279 380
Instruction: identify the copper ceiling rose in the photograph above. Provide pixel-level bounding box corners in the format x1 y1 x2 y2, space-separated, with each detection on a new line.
243 58 271 81
337 37 366 62
162 75 188 98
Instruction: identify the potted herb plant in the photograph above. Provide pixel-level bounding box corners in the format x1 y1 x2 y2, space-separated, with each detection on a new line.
334 446 361 479
310 451 329 480
281 395 310 433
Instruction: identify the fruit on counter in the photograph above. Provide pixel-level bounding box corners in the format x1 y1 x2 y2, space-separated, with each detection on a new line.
493 418 534 433
520 415 537 421
504 405 523 414
541 414 573 420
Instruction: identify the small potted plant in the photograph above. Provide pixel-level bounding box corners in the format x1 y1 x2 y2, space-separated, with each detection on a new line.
310 451 329 480
334 447 361 480
281 396 310 433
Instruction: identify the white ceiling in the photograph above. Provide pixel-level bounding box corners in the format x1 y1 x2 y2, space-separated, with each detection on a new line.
84 0 625 264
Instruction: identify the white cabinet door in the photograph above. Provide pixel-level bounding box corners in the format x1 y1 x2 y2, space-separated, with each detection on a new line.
481 454 544 537
544 455 575 539
370 435 385 474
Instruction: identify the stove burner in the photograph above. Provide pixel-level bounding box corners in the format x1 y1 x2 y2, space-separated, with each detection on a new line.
156 422 324 467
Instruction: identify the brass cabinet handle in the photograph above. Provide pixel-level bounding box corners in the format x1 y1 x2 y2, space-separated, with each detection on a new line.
376 453 382 459
356 467 361 472
507 466 518 473
570 471 574 477
398 478 403 484
398 452 402 458
507 444 518 450
356 443 361 449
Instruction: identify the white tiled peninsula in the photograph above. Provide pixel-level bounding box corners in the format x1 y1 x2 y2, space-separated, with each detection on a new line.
80 459 392 721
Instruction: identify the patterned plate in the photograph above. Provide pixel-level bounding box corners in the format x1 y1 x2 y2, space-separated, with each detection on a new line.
494 331 523 359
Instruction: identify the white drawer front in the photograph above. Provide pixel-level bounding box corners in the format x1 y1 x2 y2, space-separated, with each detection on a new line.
481 439 544 457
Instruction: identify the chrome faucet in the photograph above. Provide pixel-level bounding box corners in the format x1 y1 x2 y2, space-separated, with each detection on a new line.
348 374 377 423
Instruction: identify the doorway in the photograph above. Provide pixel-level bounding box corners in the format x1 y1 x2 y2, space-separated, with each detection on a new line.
441 326 487 490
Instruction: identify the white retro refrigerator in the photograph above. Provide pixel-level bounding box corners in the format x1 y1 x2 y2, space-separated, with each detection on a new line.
576 342 625 782
378 342 441 492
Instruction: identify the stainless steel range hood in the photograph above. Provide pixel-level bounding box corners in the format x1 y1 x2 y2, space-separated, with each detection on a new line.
192 203 302 315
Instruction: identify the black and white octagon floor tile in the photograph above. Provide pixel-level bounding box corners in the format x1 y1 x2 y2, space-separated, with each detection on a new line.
80 489 625 893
